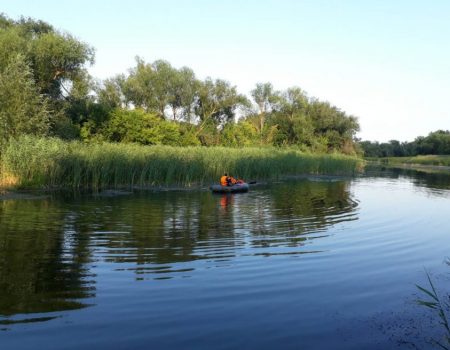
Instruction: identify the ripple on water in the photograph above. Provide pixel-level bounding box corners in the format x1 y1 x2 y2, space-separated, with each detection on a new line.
1 172 450 350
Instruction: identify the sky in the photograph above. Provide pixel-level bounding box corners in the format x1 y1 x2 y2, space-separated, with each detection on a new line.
2 0 449 141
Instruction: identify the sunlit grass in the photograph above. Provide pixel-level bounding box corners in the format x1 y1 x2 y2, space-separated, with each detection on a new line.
368 155 450 167
0 136 364 190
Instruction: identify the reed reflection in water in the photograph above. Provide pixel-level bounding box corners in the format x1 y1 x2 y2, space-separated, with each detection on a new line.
6 173 450 350
0 179 357 322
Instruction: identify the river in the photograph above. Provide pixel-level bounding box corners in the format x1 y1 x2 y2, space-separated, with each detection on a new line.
1 167 450 349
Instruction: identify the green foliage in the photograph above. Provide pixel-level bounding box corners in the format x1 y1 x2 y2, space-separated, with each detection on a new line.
1 136 363 190
0 15 94 100
373 155 450 167
247 83 359 153
0 14 361 153
0 14 94 139
50 113 80 140
195 78 250 127
251 82 280 115
270 113 315 147
121 58 199 120
96 77 124 110
220 120 259 147
178 124 201 146
0 54 50 144
360 130 450 157
29 31 94 98
102 108 181 145
250 82 280 142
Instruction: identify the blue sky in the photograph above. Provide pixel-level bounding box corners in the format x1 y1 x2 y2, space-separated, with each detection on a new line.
2 0 450 141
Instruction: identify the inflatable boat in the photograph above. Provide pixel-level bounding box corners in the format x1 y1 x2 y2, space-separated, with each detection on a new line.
210 182 249 193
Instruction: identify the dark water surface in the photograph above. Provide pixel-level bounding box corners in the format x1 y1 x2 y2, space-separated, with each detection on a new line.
1 168 450 349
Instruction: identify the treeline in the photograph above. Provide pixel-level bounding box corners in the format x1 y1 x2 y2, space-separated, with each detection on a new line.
360 130 450 157
0 14 360 153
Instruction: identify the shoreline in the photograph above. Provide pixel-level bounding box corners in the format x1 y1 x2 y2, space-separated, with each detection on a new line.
367 161 450 174
0 174 354 201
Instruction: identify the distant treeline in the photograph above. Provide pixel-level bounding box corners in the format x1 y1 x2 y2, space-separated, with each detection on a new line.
359 130 450 157
0 14 360 154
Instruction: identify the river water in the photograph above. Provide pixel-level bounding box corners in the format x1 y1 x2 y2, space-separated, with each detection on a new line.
1 167 450 349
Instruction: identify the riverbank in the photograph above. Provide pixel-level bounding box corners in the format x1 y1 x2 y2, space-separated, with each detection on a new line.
0 136 364 191
367 155 450 167
367 155 450 174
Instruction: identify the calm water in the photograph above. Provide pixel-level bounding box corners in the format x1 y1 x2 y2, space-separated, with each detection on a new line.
1 167 450 349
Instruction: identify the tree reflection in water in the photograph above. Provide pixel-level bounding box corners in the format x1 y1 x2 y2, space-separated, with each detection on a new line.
0 179 359 324
0 199 95 324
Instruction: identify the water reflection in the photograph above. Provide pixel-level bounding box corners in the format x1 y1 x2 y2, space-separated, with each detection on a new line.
2 169 450 349
365 164 450 193
0 199 95 323
0 179 358 321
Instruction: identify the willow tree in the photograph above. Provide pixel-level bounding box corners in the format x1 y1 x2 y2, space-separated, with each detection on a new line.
121 58 199 121
250 82 280 142
195 78 250 134
0 15 94 138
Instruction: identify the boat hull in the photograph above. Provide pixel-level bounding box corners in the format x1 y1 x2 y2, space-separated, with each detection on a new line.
210 183 249 193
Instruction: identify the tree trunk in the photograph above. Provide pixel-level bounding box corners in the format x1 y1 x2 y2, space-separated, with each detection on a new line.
259 112 265 145
172 106 177 121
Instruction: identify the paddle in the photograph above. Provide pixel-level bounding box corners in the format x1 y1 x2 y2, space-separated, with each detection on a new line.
248 181 257 185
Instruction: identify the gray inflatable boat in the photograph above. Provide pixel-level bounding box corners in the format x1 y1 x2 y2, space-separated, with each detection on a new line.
210 182 249 193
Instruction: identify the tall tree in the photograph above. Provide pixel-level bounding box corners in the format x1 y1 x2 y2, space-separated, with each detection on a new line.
251 82 280 142
169 67 198 122
195 78 250 131
0 15 95 138
279 87 309 118
122 58 199 120
96 76 124 110
0 54 50 144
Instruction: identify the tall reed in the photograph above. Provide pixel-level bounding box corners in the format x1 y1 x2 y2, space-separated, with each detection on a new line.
0 136 363 190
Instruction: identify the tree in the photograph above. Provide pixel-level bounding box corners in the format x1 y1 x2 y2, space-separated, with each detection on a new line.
307 99 359 152
121 58 199 121
221 120 259 147
0 16 95 101
103 108 181 145
268 87 313 147
251 82 281 142
195 78 250 132
28 31 94 100
0 15 95 139
169 67 198 122
0 54 50 144
96 76 124 110
359 130 450 157
279 87 309 118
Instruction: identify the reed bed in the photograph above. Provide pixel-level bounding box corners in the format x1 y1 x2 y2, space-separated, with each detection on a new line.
383 155 450 167
0 136 363 190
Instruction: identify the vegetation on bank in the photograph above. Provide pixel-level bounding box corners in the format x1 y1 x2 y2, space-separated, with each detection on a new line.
369 155 450 167
0 14 360 154
360 130 450 157
0 137 363 190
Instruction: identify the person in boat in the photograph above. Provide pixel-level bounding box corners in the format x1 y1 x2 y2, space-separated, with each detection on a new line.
220 173 243 186
220 173 229 186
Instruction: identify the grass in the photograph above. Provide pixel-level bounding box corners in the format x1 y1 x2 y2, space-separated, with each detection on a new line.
416 270 450 349
368 155 450 167
0 136 364 190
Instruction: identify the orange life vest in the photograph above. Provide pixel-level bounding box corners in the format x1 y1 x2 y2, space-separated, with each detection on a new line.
220 175 228 186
